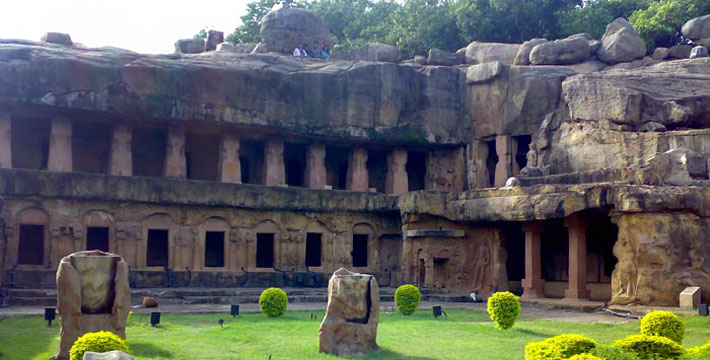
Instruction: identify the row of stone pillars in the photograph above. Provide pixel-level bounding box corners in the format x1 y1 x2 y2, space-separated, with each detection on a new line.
469 135 521 189
0 116 412 195
521 216 590 300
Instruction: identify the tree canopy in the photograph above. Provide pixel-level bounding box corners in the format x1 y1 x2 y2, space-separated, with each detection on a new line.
216 0 710 58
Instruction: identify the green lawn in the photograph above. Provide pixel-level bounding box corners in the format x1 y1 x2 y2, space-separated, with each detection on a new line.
0 309 709 360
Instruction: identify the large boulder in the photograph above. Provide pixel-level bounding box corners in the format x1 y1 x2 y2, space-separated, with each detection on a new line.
465 42 521 65
204 30 224 52
651 47 670 60
597 18 646 64
427 48 462 66
514 38 547 65
690 46 709 59
530 37 590 65
260 7 331 54
41 32 72 46
682 14 710 41
174 38 205 54
319 268 379 356
357 43 400 63
669 44 692 59
216 42 257 53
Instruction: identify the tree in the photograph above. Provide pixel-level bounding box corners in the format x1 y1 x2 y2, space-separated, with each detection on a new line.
556 0 651 39
630 0 710 51
386 0 463 57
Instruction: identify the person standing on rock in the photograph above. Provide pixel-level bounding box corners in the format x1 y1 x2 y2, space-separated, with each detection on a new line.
300 44 309 58
293 47 302 57
321 45 330 60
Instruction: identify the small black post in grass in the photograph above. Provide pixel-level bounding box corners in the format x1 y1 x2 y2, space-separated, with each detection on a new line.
699 304 709 316
44 308 56 326
230 304 240 317
218 319 224 328
433 306 442 318
150 312 161 327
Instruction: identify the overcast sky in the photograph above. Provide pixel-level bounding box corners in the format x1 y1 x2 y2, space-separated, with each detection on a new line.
1 0 257 54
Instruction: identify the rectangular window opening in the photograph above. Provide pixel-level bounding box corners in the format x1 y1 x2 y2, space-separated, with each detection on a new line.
204 231 225 268
72 122 111 174
352 234 368 267
486 140 498 187
185 131 220 181
256 233 275 268
407 151 427 191
18 224 44 265
514 135 532 174
146 229 169 267
240 140 265 185
132 128 167 177
11 117 50 170
326 146 350 190
305 232 322 268
86 227 109 252
284 143 307 187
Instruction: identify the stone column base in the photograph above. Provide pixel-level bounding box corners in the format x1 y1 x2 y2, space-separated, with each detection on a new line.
564 288 591 300
521 278 546 299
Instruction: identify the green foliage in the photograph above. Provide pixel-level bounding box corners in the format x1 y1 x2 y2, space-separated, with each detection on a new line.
525 334 598 360
613 334 686 360
683 342 710 360
69 331 129 360
259 287 288 317
486 291 521 330
194 29 207 40
639 311 685 344
591 344 642 360
557 0 651 39
630 0 710 51
385 0 463 58
568 354 604 360
394 284 421 315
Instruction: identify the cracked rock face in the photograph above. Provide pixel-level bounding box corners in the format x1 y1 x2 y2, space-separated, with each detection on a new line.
260 7 331 54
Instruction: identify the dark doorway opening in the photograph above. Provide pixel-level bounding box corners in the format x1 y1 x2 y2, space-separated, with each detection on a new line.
256 233 275 268
240 140 265 185
541 219 569 283
18 224 44 265
284 143 307 187
11 117 50 170
326 146 350 190
132 128 167 177
586 212 619 284
146 229 169 267
502 223 525 282
433 258 449 288
186 132 220 181
305 233 322 267
352 234 368 267
204 231 225 268
367 149 388 193
72 122 111 174
418 257 426 287
407 151 427 191
86 227 109 252
514 135 532 173
486 140 498 187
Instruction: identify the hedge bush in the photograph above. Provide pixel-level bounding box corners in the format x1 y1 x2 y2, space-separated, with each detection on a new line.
395 284 421 315
568 354 603 360
591 344 641 360
525 334 598 360
683 342 710 360
259 287 288 317
69 331 129 360
487 291 521 330
640 311 685 344
613 334 686 360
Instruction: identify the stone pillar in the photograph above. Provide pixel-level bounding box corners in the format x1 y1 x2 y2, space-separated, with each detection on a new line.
220 134 241 184
467 140 490 189
385 149 408 195
565 216 590 300
494 134 512 187
346 148 369 191
521 221 545 299
48 118 72 172
109 125 132 176
164 126 186 178
0 115 11 169
264 137 285 186
305 144 326 189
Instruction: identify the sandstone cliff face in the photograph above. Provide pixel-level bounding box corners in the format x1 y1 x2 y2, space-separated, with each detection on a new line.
0 41 470 145
612 213 710 306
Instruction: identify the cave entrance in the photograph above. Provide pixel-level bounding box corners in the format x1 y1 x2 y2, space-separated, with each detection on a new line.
502 223 525 295
185 131 220 181
284 143 307 187
433 257 449 289
305 232 322 268
485 139 498 187
11 117 50 170
18 224 44 265
73 122 111 174
326 146 350 190
240 139 265 185
541 219 569 298
146 229 169 267
367 149 388 193
584 210 618 301
86 227 109 252
132 127 167 177
256 233 275 268
407 151 427 191
352 233 368 267
514 135 532 173
204 231 225 268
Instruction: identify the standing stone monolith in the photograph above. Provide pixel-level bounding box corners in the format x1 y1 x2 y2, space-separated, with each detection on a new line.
53 250 131 360
319 268 379 356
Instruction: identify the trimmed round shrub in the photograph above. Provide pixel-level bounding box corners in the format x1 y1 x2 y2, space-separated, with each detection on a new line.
69 331 129 360
259 287 288 317
640 310 685 344
487 291 521 330
591 344 641 360
568 354 603 360
613 334 686 360
394 284 421 316
525 334 598 360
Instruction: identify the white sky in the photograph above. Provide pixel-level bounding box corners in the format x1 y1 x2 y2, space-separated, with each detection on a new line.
1 0 257 54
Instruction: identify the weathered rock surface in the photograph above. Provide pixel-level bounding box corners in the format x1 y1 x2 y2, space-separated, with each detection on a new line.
54 251 130 360
216 42 257 53
465 42 521 65
319 268 379 356
356 43 400 63
530 37 590 65
691 46 709 59
514 38 547 65
204 30 224 52
682 14 710 41
597 18 646 64
670 44 692 59
637 148 709 186
428 48 462 66
83 351 134 360
260 7 331 54
41 32 72 46
174 38 204 54
651 47 670 60
466 61 502 84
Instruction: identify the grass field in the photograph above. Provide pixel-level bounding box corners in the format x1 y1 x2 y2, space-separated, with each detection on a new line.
0 309 709 360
